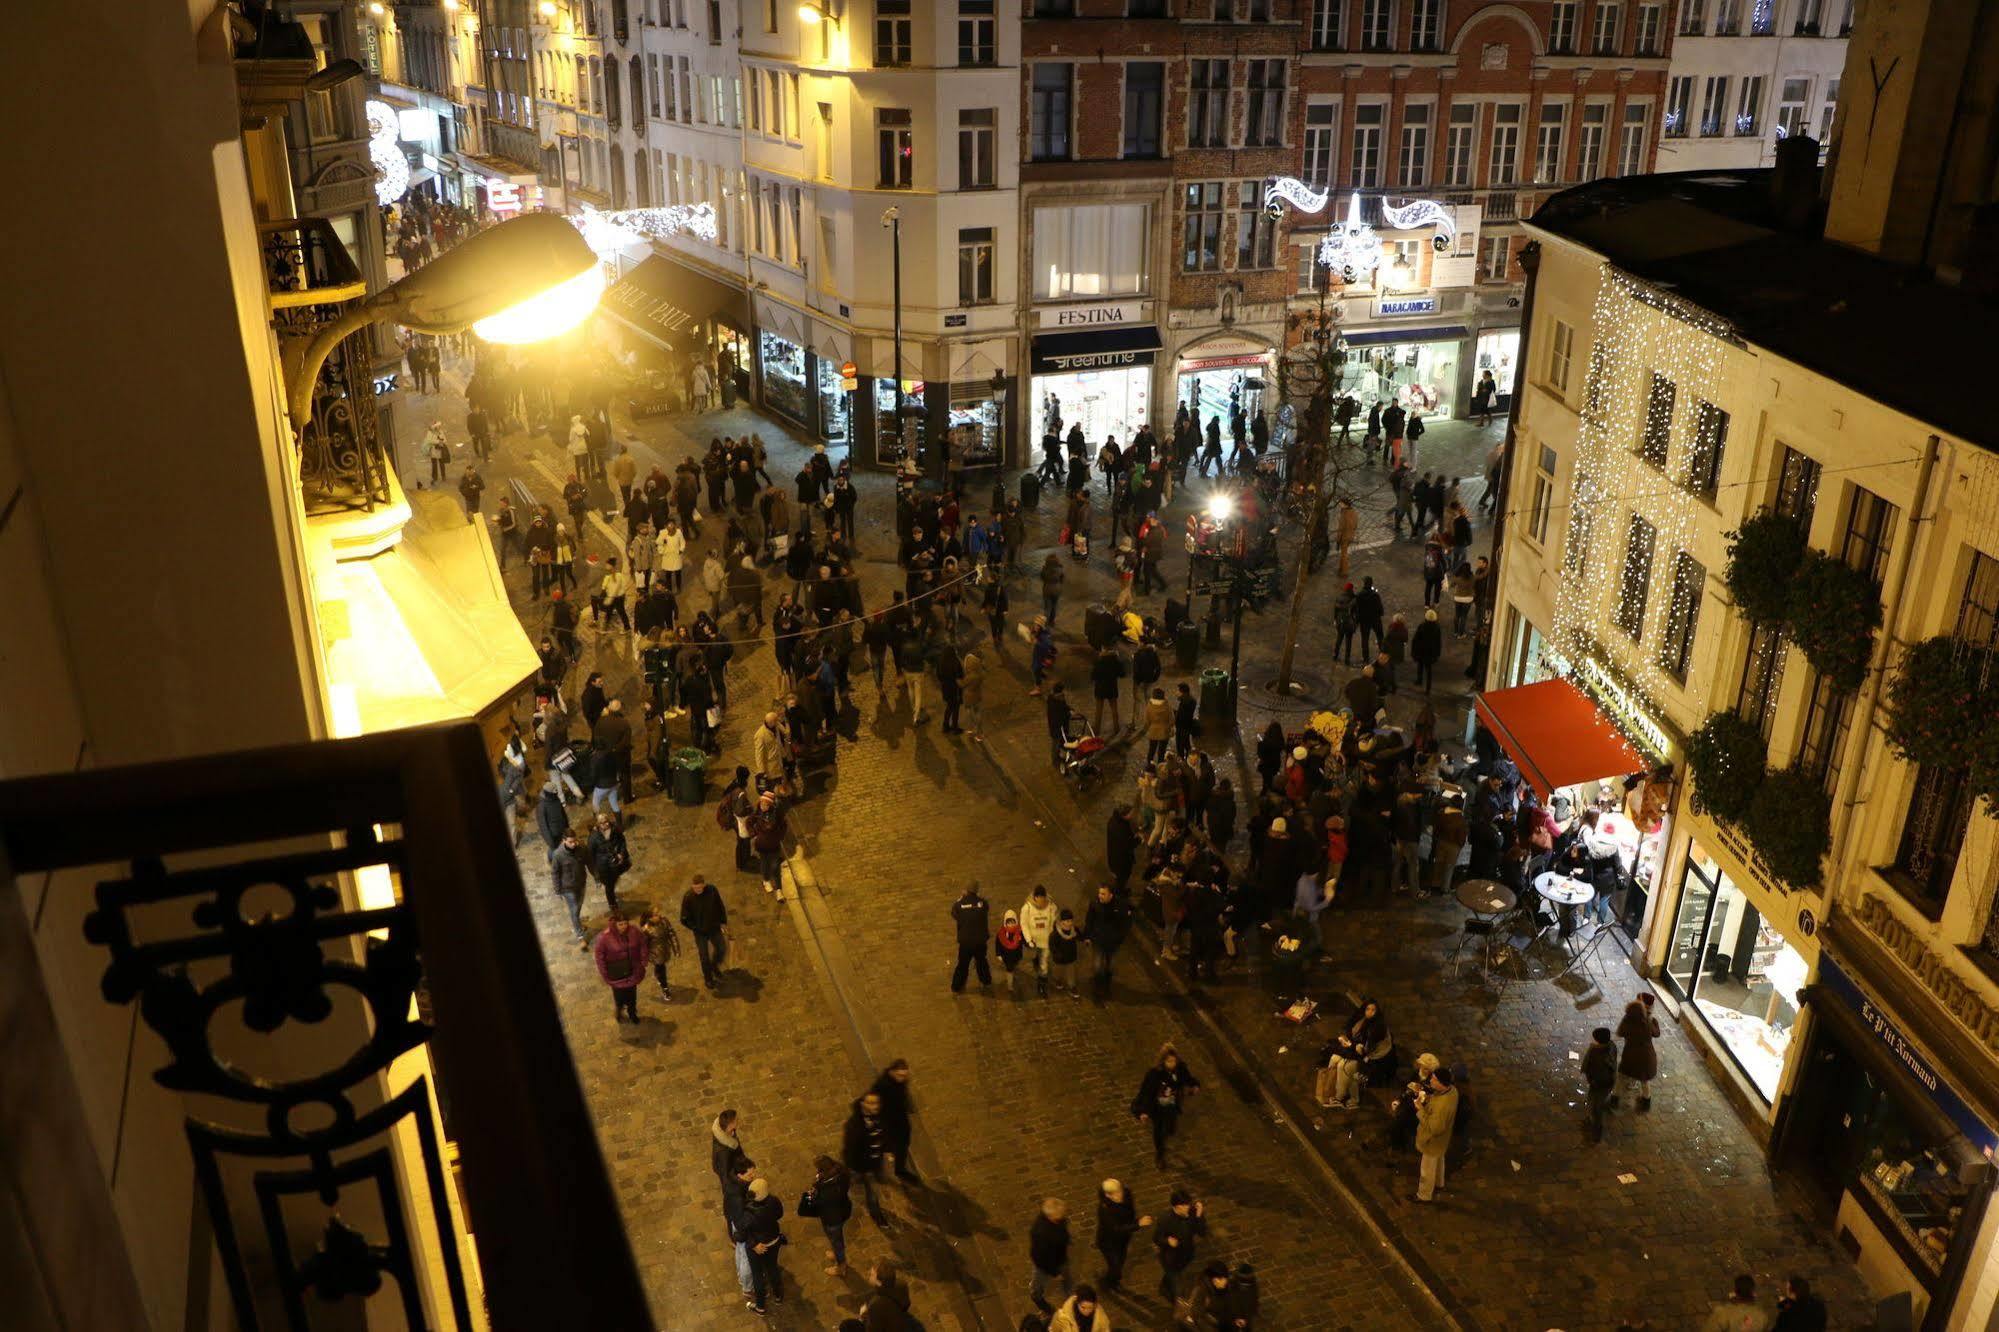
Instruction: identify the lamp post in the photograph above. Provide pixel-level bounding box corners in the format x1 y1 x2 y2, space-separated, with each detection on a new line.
881 206 905 466
989 365 1008 477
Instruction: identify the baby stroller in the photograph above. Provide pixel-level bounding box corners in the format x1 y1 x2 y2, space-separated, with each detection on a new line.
1058 711 1108 788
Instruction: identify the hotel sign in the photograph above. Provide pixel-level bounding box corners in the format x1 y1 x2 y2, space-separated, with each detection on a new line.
1853 893 1999 1059
1038 301 1144 329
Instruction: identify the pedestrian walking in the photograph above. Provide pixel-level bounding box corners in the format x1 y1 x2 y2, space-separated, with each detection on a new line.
679 875 729 988
1093 1179 1150 1290
1582 1026 1618 1143
591 907 650 1024
950 882 993 992
1020 885 1058 997
1040 553 1065 626
1334 496 1358 574
1028 1198 1072 1313
800 1156 855 1276
862 1261 914 1330
1049 909 1082 998
842 1091 890 1224
1701 1274 1774 1332
586 812 630 912
1412 1065 1459 1202
748 790 790 900
1132 1043 1202 1167
548 828 589 945
869 1059 921 1182
1412 609 1442 692
1614 994 1660 1111
739 1177 788 1314
640 902 680 999
1152 1190 1207 1305
1049 1288 1105 1332
1142 687 1171 763
1773 1276 1826 1332
1354 576 1385 659
996 908 1026 992
1083 885 1130 996
1091 645 1127 734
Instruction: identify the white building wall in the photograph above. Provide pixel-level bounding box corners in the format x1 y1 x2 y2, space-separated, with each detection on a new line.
1657 0 1849 170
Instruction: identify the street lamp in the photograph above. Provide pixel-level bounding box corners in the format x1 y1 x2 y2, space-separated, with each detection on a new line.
284 212 602 441
796 0 841 22
880 206 906 468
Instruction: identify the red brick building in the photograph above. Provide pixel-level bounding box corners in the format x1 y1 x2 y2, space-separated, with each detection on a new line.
1287 0 1672 420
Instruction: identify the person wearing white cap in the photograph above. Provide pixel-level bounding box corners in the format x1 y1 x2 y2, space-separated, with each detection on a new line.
1094 1179 1152 1290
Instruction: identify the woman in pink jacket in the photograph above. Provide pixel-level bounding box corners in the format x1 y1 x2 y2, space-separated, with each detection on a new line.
592 908 651 1024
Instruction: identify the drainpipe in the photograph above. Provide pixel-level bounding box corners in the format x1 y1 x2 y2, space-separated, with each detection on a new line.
1472 239 1540 692
1827 433 1944 884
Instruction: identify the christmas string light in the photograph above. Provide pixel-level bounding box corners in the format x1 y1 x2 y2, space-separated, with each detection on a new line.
573 203 720 259
365 100 412 208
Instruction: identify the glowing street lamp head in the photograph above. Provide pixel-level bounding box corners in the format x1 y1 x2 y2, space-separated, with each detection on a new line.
473 264 607 343
797 2 823 20
374 212 603 343
1206 494 1235 523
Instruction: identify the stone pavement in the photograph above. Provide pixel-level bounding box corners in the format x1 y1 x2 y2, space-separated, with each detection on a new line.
399 342 1866 1329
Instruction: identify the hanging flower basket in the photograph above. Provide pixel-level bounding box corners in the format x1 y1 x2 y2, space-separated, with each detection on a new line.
1685 709 1767 824
1883 636 1991 772
1784 552 1881 691
1724 511 1807 628
1745 767 1833 891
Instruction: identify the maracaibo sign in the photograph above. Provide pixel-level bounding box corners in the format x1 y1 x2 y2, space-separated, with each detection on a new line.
1853 892 1999 1056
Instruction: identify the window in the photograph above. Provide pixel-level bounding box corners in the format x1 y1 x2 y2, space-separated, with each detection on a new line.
1360 0 1393 49
788 73 800 136
663 56 679 119
1593 1 1621 52
1679 0 1704 31
748 67 763 131
958 108 996 188
1124 63 1165 158
1737 621 1788 739
1959 552 1999 648
875 0 911 67
1549 319 1575 393
1895 765 1973 912
1731 76 1763 136
1665 76 1692 137
1030 64 1073 160
648 54 662 117
1528 443 1558 544
1128 0 1167 13
1773 445 1822 525
678 57 692 123
1033 0 1073 14
876 108 912 188
1712 0 1739 32
1399 103 1431 186
1616 515 1658 639
1182 182 1226 272
1685 401 1728 498
1444 102 1476 185
1699 76 1730 136
1618 103 1649 174
1776 77 1810 140
1309 0 1345 49
1303 102 1338 187
1750 0 1773 34
1550 0 1577 51
1795 0 1823 33
1244 60 1285 147
1488 104 1521 185
1236 181 1277 269
1838 487 1897 584
708 0 721 39
1819 79 1841 142
1639 372 1674 467
664 151 680 203
1188 60 1229 148
1795 669 1855 791
1481 234 1511 281
1636 2 1662 53
1534 102 1566 183
1033 203 1150 297
958 0 996 64
1245 0 1272 19
1352 104 1385 188
1577 103 1608 179
958 226 995 304
1657 552 1705 681
1410 0 1440 49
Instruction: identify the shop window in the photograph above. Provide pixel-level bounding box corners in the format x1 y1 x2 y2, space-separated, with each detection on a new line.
1638 372 1674 468
1534 102 1566 185
1033 203 1149 297
1308 0 1344 50
1736 622 1787 740
1243 60 1285 147
1444 102 1476 186
1527 444 1557 546
957 227 995 305
1187 59 1228 148
1030 64 1073 160
957 0 996 65
759 330 810 425
1303 102 1338 188
1182 182 1226 272
1615 513 1656 640
1351 104 1385 188
1236 181 1277 269
876 108 913 189
1399 103 1431 186
1658 551 1704 682
1359 0 1393 49
1123 63 1165 158
1684 400 1728 499
1617 103 1649 175
1592 0 1622 54
958 109 996 189
1550 0 1577 51
1838 485 1897 584
1772 444 1821 525
1488 104 1521 185
1663 846 1804 1102
875 0 911 67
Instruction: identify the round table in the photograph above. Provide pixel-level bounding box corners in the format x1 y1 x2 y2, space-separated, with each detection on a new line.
1534 872 1595 907
1456 879 1516 915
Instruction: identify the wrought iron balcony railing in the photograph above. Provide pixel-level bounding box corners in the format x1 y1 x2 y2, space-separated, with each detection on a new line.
0 723 651 1332
262 218 393 518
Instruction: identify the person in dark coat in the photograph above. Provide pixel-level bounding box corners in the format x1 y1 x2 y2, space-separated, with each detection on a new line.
1354 575 1386 659
843 1091 890 1223
678 875 729 987
1152 1190 1207 1304
1131 1043 1202 1166
1206 778 1237 853
1028 1198 1073 1312
710 1109 746 1183
862 1261 914 1331
1773 1276 1828 1332
1083 885 1131 996
585 812 630 913
869 1060 920 1181
950 882 992 992
548 829 588 943
535 783 569 859
1106 805 1140 894
801 1155 855 1275
1411 608 1444 692
1582 1025 1618 1143
738 1177 787 1313
1614 994 1660 1110
1093 1178 1151 1290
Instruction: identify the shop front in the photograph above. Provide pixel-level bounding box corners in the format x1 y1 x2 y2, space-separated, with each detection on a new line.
1340 325 1468 419
1173 335 1274 433
1474 326 1521 411
1030 326 1160 448
1777 918 1999 1330
598 253 751 409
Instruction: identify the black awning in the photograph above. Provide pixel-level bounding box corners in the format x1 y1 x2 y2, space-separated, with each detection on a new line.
1030 325 1163 375
601 255 747 350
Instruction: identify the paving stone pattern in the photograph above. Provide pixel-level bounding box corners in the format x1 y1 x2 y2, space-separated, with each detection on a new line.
407 352 1867 1330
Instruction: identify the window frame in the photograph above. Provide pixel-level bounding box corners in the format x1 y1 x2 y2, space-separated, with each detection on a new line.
1398 102 1431 186
1123 61 1166 158
1684 399 1728 499
1351 102 1385 188
1181 180 1227 273
874 0 912 68
1548 318 1574 394
1658 550 1705 682
957 225 996 304
1030 63 1074 161
1615 513 1658 641
875 107 913 189
1638 371 1675 468
958 107 997 189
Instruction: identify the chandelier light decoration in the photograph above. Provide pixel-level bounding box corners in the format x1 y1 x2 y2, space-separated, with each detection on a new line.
571 203 720 258
1265 179 1457 285
1550 264 1732 752
365 99 412 208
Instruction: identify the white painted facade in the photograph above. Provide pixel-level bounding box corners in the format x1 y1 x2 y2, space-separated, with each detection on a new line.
1656 0 1850 171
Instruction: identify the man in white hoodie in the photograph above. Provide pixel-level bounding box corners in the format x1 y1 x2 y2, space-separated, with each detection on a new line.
1020 885 1058 999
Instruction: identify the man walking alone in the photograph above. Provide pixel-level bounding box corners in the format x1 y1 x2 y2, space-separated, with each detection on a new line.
950 883 992 993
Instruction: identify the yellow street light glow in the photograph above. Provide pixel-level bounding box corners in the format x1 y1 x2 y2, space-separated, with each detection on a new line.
797 4 822 20
1206 494 1235 522
443 0 458 8
368 1 385 12
473 263 607 343
538 0 558 14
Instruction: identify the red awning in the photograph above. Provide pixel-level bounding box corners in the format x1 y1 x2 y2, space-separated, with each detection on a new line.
1473 678 1648 799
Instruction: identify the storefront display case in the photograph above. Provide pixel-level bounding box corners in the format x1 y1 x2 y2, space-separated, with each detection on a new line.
759 330 809 428
1663 843 1804 1103
816 359 850 443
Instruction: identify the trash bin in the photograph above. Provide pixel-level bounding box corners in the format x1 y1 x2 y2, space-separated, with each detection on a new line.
1175 621 1201 670
670 747 708 806
1019 471 1042 508
1199 667 1232 720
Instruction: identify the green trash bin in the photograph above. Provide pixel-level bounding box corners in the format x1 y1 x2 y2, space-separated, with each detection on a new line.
1199 667 1232 721
1175 622 1201 671
670 747 708 807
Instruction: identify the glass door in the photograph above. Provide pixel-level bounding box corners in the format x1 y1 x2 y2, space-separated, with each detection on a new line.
1665 847 1720 1002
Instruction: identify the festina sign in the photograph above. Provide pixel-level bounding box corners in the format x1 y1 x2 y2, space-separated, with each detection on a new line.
1038 301 1143 329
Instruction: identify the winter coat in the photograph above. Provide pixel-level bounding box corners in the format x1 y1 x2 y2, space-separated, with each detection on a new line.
1019 896 1058 948
952 891 991 949
587 825 631 887
1412 619 1443 664
1582 1041 1618 1092
549 843 586 895
1153 1208 1206 1272
752 722 787 781
842 1101 887 1172
1095 1192 1143 1256
591 921 649 989
802 1166 854 1226
656 526 687 571
1616 1005 1660 1081
1084 897 1131 952
679 885 728 935
710 1117 745 1181
1415 1085 1459 1156
1050 1296 1110 1332
1050 923 1081 964
1041 557 1065 599
739 1194 785 1251
1132 1062 1200 1119
1145 696 1173 741
1030 1213 1072 1275
536 787 569 852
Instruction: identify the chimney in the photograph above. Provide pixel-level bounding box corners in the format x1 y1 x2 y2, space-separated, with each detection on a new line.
1768 134 1822 233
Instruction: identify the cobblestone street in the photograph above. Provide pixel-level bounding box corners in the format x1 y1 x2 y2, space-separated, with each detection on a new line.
405 349 1870 1329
